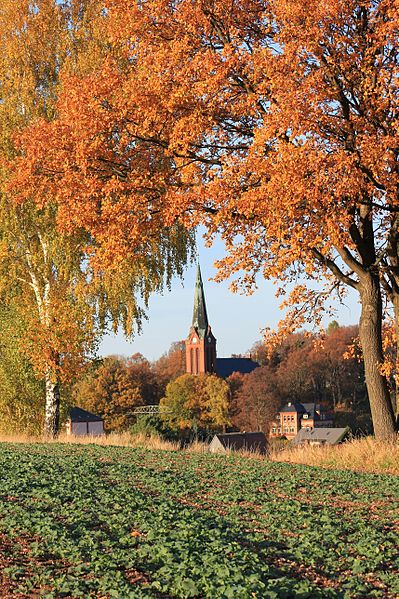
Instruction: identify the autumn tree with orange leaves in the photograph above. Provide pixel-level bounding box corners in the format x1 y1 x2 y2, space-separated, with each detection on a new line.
73 354 163 431
153 341 186 390
231 366 281 434
1 0 194 437
8 0 399 438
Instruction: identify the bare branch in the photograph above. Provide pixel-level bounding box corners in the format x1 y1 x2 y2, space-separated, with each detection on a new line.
312 247 359 289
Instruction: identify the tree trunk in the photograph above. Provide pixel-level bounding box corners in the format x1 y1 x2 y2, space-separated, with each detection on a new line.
336 372 343 407
392 293 399 425
359 273 397 439
44 374 60 438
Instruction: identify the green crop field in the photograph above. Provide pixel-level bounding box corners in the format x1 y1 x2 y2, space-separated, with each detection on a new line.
0 443 398 598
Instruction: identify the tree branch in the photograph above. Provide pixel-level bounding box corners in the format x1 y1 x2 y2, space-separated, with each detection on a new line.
312 247 359 289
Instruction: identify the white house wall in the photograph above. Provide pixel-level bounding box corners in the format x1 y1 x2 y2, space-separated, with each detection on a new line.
209 438 224 453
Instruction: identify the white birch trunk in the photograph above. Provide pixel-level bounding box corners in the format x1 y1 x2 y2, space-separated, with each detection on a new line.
24 237 61 437
44 375 60 437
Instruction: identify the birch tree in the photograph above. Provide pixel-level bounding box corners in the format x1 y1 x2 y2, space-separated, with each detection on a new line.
0 0 193 436
0 304 44 434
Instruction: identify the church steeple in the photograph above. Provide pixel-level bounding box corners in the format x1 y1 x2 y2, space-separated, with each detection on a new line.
185 264 217 375
192 264 209 338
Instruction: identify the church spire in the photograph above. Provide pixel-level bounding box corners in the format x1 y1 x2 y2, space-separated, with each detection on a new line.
192 263 209 338
186 263 217 375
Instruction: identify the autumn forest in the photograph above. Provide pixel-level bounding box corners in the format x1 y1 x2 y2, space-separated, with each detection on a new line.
0 0 398 440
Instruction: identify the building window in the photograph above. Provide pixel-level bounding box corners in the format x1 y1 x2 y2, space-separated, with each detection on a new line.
290 427 294 433
191 347 200 374
272 427 276 433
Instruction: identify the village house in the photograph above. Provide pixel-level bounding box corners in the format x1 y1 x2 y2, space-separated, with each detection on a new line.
209 432 268 454
292 427 350 447
66 407 105 436
269 402 333 440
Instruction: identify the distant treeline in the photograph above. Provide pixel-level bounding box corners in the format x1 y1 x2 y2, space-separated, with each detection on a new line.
2 319 374 436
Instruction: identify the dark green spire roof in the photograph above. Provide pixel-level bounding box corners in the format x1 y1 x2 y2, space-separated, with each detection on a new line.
192 264 209 338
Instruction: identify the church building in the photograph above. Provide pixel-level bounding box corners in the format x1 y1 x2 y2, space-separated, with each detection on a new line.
185 265 259 378
185 265 217 374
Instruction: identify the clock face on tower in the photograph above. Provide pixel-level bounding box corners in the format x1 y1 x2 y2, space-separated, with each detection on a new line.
192 337 198 344
207 337 211 342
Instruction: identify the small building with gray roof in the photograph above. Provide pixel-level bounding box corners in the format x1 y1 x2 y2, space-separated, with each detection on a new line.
209 432 268 454
66 407 105 436
292 427 350 446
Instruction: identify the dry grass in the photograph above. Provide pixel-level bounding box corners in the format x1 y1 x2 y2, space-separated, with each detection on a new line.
0 433 267 459
270 436 399 475
0 433 41 444
185 440 267 460
0 432 398 475
0 432 179 451
58 432 180 451
184 440 209 453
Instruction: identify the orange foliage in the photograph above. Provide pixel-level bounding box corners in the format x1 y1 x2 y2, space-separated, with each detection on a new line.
231 366 281 433
21 294 97 384
7 0 399 436
153 341 186 389
74 356 145 431
8 1 399 282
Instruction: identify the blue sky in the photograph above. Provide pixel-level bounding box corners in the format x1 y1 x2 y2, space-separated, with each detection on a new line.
99 231 361 361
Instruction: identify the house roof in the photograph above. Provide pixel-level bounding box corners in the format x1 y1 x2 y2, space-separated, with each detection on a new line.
302 404 320 420
216 358 259 378
210 432 267 454
280 402 332 421
302 403 321 412
68 407 103 423
292 427 350 446
280 402 307 414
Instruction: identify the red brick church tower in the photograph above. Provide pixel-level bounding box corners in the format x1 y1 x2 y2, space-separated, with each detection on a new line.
185 265 217 374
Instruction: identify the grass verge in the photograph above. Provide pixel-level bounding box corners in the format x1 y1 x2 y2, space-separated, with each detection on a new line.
0 432 398 475
270 436 399 475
